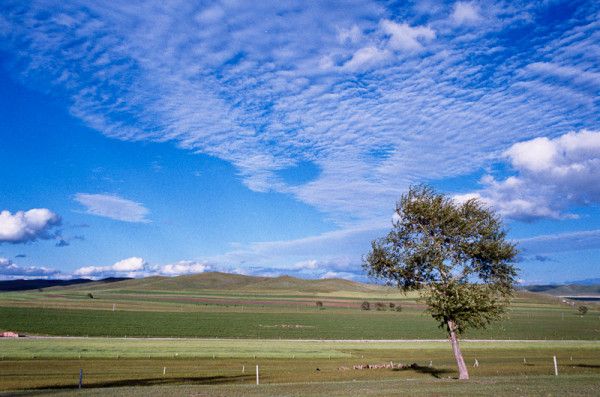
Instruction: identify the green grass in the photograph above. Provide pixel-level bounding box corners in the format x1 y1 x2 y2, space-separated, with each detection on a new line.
0 340 599 394
1 338 599 359
1 305 599 339
1 272 599 395
5 376 599 397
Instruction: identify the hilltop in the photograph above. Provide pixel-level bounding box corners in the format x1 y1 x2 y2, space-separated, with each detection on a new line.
2 272 388 294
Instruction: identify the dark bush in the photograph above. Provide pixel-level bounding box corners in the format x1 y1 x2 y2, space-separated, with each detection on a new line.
578 305 588 315
375 302 386 311
395 305 402 312
315 301 324 309
87 293 94 299
389 302 396 309
361 301 370 311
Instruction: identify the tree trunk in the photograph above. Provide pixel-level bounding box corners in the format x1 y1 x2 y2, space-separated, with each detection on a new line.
447 320 469 380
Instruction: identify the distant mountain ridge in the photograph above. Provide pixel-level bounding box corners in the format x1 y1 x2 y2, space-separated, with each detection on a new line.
0 277 129 292
522 284 600 296
566 278 600 286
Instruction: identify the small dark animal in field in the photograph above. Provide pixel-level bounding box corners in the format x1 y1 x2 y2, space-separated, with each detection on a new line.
315 301 324 309
87 293 94 299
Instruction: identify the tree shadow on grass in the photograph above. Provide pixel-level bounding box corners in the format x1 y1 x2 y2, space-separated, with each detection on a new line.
27 374 253 391
394 363 453 379
573 364 600 369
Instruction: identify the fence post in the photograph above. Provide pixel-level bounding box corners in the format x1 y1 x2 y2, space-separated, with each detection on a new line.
256 365 259 385
78 369 83 389
553 356 558 376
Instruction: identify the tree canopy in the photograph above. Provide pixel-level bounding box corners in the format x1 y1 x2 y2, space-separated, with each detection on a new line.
363 185 518 379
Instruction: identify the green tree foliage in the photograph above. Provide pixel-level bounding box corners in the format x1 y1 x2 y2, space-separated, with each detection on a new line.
363 185 518 379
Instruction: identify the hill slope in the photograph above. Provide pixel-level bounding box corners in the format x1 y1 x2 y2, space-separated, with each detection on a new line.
523 284 600 296
50 272 386 294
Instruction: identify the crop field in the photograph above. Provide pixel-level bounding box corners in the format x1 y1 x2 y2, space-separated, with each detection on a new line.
1 275 599 395
0 287 598 340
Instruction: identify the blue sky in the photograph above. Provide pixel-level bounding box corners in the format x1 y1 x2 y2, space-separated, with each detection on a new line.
0 0 598 283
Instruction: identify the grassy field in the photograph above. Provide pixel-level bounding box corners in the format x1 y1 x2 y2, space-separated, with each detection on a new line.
4 376 598 397
0 339 599 394
1 273 599 395
1 304 598 340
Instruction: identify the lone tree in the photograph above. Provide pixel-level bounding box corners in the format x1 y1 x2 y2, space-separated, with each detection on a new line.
364 185 517 380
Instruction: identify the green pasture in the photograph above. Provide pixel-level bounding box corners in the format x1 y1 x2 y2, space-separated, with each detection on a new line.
5 376 598 397
0 339 599 394
1 276 598 395
1 338 599 359
1 304 598 339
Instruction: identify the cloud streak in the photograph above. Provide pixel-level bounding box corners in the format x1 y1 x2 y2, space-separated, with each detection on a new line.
74 193 150 223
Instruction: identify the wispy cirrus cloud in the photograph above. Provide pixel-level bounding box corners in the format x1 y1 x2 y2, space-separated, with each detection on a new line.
0 0 598 227
518 229 600 254
74 193 149 223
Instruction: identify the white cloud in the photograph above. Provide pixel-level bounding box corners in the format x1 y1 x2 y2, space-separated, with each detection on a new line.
0 209 61 243
159 261 210 276
505 136 558 172
451 2 482 25
457 130 600 220
74 257 148 278
320 271 361 280
2 1 598 227
112 257 146 272
74 193 149 223
73 257 211 279
343 46 391 70
379 19 436 51
0 257 61 279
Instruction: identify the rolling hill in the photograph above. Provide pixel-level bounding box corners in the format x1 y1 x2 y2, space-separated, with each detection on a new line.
27 272 388 294
523 284 600 296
